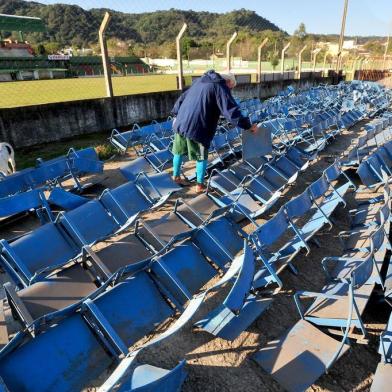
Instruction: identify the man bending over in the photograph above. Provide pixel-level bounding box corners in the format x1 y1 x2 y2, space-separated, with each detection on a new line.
171 70 257 193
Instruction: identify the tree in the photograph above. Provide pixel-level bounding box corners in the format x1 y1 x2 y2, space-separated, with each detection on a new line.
364 40 384 56
44 42 61 54
182 37 197 61
293 23 307 40
36 44 46 55
268 51 279 70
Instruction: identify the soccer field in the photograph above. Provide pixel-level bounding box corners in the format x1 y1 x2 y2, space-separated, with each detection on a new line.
0 74 178 108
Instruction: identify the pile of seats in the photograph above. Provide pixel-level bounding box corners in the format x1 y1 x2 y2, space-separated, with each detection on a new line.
0 81 391 392
111 81 390 184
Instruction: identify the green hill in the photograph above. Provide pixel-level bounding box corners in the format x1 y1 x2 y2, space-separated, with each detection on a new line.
0 0 282 48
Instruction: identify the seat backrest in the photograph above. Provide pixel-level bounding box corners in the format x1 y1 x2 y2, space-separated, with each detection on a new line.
308 175 330 200
210 171 239 193
140 122 160 139
370 225 388 254
90 271 175 348
0 189 48 218
68 147 100 164
59 200 119 246
192 217 243 269
357 160 380 187
212 133 228 150
376 148 392 170
352 252 374 288
151 241 216 306
324 161 341 182
100 183 150 227
367 155 386 181
0 169 34 198
284 189 313 220
29 159 71 187
253 207 290 248
223 241 255 312
0 314 112 392
379 202 391 226
120 157 153 182
135 172 180 203
0 222 78 286
70 157 103 176
159 119 174 133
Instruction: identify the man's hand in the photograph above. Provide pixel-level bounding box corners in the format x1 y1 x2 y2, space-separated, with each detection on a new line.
248 123 258 133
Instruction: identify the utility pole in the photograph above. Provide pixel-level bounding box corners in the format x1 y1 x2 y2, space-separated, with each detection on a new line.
257 37 269 83
176 23 187 90
226 31 238 72
337 0 349 72
99 12 113 98
281 42 291 75
297 44 307 79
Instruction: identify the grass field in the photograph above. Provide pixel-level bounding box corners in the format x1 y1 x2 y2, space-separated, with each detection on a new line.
0 74 178 109
0 60 333 109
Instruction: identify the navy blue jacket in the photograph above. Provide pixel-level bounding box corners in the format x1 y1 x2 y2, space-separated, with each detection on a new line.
171 70 251 148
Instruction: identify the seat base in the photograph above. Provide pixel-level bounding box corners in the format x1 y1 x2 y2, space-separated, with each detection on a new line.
370 363 392 392
304 282 374 329
194 295 272 341
253 319 349 392
19 264 98 320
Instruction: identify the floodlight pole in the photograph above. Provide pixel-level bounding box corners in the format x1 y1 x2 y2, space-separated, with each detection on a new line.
281 42 291 75
257 37 269 83
383 35 390 70
99 12 113 98
226 31 238 72
312 48 321 72
297 44 307 79
176 23 188 90
337 0 349 72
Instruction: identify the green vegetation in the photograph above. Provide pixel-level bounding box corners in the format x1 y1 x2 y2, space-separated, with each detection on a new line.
14 132 110 169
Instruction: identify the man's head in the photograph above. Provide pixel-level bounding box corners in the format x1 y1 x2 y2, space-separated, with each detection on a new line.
221 73 237 89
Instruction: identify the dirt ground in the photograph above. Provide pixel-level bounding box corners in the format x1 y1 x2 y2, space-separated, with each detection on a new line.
1 115 390 392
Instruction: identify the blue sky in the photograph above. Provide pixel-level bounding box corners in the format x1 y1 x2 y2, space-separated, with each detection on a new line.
29 0 392 36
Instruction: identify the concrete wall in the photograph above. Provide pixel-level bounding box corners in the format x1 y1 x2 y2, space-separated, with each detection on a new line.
0 75 337 148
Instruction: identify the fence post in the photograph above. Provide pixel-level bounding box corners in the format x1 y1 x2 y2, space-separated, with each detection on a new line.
257 37 269 83
351 56 360 80
99 12 113 98
176 23 188 90
297 44 307 79
383 36 390 70
226 32 238 72
281 42 291 76
312 48 321 72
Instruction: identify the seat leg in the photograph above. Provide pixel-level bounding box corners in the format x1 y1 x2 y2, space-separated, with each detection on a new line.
288 262 298 275
310 237 321 247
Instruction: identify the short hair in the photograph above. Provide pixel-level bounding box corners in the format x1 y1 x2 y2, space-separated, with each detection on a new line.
221 72 237 87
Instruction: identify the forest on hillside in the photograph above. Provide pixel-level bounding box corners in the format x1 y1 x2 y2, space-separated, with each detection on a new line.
0 0 389 60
